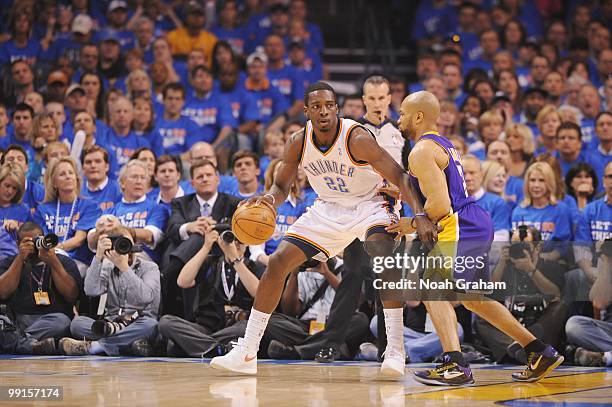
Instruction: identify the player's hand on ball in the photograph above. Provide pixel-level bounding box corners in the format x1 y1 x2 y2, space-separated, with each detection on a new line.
386 217 416 239
240 194 276 213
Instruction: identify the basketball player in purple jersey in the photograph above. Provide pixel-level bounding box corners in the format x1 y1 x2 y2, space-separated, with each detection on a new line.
388 91 564 386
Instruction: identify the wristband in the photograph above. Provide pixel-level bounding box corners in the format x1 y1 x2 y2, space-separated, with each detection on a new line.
264 194 276 205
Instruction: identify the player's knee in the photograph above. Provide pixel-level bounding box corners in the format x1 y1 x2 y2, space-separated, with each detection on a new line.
267 251 297 279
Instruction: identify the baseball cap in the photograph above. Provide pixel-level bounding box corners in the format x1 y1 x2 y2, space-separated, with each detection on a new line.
66 84 86 96
72 14 93 35
523 87 548 99
47 70 69 86
246 51 268 66
185 1 205 14
98 30 120 44
108 0 128 12
491 91 511 105
288 38 305 50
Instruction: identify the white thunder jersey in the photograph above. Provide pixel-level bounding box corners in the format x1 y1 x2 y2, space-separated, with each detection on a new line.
301 118 382 207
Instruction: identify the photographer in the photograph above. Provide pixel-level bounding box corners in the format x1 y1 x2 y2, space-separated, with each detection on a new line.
158 225 271 357
476 226 568 362
0 222 81 355
59 226 160 356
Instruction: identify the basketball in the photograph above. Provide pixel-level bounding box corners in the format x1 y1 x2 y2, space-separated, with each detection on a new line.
231 203 277 245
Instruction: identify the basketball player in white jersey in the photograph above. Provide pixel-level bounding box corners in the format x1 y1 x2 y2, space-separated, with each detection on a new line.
210 82 437 376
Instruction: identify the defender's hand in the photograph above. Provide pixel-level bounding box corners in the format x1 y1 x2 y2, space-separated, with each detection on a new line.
386 217 416 240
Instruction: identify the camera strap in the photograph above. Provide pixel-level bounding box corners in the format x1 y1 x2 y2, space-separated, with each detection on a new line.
221 262 239 301
55 198 78 243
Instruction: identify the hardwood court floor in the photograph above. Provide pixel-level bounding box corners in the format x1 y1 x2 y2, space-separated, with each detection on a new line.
0 355 610 406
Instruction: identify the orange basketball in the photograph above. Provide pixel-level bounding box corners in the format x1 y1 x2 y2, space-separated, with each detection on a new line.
231 203 277 245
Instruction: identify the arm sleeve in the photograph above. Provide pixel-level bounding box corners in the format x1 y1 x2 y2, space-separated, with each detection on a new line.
84 257 112 297
120 262 160 308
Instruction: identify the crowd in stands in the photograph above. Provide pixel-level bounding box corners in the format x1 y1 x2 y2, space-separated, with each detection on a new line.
0 0 610 369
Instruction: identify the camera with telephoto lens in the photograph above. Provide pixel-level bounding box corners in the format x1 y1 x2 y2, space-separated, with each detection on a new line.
34 233 59 250
91 311 139 337
212 223 235 243
510 225 530 259
108 235 143 255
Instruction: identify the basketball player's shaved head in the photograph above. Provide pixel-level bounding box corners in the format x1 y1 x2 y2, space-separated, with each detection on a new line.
398 91 440 140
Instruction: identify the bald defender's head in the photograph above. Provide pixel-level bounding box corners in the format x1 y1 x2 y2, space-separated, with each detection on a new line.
397 91 440 141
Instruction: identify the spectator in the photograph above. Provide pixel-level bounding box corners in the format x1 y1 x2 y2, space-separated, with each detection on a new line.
131 17 155 64
242 51 289 130
161 160 240 317
340 94 364 120
24 92 44 114
442 63 466 107
0 10 42 67
503 123 534 178
463 155 511 241
218 62 260 141
494 69 521 112
33 156 101 272
125 69 152 101
150 82 201 157
535 105 562 155
555 122 589 177
212 0 248 57
0 104 10 149
565 163 598 211
97 32 126 85
471 110 504 159
46 101 70 141
60 225 160 356
411 0 453 52
132 97 156 139
149 154 190 205
511 162 572 243
482 159 510 202
185 142 234 191
89 160 167 262
28 113 60 183
437 101 460 138
71 110 100 152
588 112 612 185
578 84 602 145
472 79 496 108
72 43 100 84
1 144 44 212
264 34 305 119
48 14 95 67
288 0 324 56
287 38 323 90
408 54 438 94
166 1 218 61
501 20 526 59
101 1 135 50
65 84 89 117
520 87 547 137
10 103 35 160
151 37 183 86
542 71 565 107
80 145 122 212
221 150 264 199
182 67 235 151
529 55 551 88
0 164 30 245
131 147 157 192
103 96 151 178
0 222 81 355
8 61 34 109
80 72 106 119
211 40 241 79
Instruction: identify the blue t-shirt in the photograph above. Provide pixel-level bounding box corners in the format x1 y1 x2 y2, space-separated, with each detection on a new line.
575 197 612 242
101 129 151 179
81 179 123 211
511 201 573 241
475 191 511 233
411 2 453 40
104 197 169 261
505 176 524 210
0 203 31 243
586 146 612 193
554 150 590 177
0 38 41 66
33 198 101 263
211 26 248 56
580 117 596 147
268 64 305 107
265 197 308 255
150 115 201 156
23 180 45 214
218 86 260 126
243 80 290 125
182 92 236 144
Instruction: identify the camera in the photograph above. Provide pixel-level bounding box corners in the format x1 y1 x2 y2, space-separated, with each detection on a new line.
212 223 236 244
510 226 530 259
91 311 139 337
108 235 143 255
34 234 59 250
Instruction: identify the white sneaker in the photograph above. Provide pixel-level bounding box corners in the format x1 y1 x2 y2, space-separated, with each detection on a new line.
380 346 405 378
210 338 257 375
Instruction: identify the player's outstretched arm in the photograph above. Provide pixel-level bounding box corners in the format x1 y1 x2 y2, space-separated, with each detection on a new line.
408 141 452 223
244 129 304 210
349 128 438 245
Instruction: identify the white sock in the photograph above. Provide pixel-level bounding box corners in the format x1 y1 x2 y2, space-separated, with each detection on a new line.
383 308 404 353
604 351 612 367
242 308 271 353
89 341 104 355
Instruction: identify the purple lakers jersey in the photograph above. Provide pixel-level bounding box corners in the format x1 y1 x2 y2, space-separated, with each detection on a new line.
408 132 475 213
